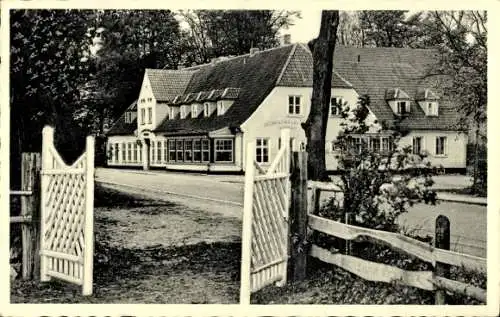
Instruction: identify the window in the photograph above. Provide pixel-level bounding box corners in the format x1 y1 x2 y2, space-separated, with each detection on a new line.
132 143 137 162
350 137 363 154
157 141 162 163
330 97 343 116
288 95 301 115
121 143 126 161
140 108 146 125
168 140 176 161
427 102 438 116
126 143 132 162
138 143 142 162
215 139 233 162
370 138 381 152
124 112 132 123
436 136 447 156
217 102 225 116
256 138 269 163
147 107 152 124
192 104 198 117
151 141 156 163
170 108 175 119
185 139 193 162
180 106 187 119
176 140 184 161
147 97 153 102
202 139 210 162
163 141 168 163
204 103 210 117
193 139 202 162
382 137 391 153
396 101 409 115
140 98 145 103
413 137 422 155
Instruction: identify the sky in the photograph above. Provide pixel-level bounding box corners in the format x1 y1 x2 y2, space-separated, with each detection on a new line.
285 10 322 43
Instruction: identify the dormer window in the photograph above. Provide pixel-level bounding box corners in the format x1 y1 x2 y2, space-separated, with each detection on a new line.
416 88 440 117
396 101 409 115
204 103 210 117
180 105 190 119
217 101 225 116
192 104 199 117
427 102 438 116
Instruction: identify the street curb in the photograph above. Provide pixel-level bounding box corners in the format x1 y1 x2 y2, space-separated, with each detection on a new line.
436 193 487 206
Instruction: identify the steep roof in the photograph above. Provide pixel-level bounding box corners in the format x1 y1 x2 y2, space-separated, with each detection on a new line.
110 44 462 137
277 43 352 88
107 101 138 135
146 69 194 102
155 44 296 135
332 46 461 130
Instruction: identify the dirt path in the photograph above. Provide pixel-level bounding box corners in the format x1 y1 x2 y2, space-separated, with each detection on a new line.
11 185 242 304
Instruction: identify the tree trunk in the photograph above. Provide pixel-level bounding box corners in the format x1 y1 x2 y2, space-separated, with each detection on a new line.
302 11 339 181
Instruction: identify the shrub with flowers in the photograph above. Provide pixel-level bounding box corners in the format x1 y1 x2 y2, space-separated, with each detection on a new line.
321 95 438 232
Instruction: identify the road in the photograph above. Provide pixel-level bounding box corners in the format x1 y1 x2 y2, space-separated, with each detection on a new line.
96 168 486 257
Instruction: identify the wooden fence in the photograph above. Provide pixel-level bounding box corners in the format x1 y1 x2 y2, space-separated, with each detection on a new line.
288 151 487 304
10 153 41 280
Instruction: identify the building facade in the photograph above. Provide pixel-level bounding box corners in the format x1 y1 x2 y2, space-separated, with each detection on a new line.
106 44 467 173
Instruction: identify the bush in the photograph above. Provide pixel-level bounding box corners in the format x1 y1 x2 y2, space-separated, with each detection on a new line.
327 95 437 232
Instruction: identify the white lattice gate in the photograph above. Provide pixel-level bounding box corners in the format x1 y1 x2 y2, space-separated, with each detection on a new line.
39 126 95 295
240 129 291 304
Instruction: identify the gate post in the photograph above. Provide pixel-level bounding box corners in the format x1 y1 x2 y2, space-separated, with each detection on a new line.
40 127 52 282
288 151 308 282
83 135 95 296
240 141 255 305
21 153 41 280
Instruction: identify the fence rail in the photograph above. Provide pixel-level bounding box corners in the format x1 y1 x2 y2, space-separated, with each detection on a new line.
307 182 487 303
309 215 486 273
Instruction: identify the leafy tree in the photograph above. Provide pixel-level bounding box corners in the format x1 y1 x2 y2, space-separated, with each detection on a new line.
337 11 365 47
83 10 183 134
177 10 300 66
303 10 339 181
359 10 425 48
10 9 94 179
420 11 487 193
320 95 437 232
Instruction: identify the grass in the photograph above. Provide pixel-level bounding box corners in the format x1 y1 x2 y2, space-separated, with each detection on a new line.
11 185 241 303
252 240 486 305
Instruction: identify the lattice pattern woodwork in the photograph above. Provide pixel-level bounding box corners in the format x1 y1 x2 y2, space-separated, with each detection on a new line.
250 176 288 292
40 126 95 295
241 129 291 300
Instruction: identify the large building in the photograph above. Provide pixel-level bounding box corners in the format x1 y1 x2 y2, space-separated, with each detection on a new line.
106 43 467 173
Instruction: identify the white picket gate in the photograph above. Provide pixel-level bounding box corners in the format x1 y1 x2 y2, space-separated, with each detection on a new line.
240 129 291 304
39 126 95 295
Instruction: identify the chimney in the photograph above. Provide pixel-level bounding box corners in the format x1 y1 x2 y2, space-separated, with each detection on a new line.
249 47 260 56
281 33 292 46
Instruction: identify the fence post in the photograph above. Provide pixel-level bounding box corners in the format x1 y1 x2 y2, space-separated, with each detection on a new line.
240 141 256 305
289 151 308 282
344 212 351 255
21 153 41 280
434 215 450 304
82 135 95 296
